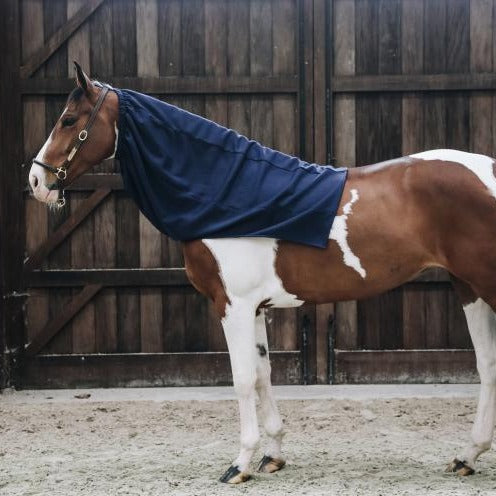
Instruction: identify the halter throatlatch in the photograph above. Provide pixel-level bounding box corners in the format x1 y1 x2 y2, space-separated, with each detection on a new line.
32 85 110 207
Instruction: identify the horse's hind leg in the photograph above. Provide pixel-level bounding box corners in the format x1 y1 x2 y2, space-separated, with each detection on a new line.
447 280 496 475
254 311 286 473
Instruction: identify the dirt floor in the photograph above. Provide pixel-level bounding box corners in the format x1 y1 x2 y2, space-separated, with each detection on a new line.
1 394 496 496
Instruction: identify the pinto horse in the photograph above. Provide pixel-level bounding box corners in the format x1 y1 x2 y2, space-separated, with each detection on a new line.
29 63 496 483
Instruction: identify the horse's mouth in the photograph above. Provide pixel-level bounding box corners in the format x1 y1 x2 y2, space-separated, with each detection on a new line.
33 187 61 207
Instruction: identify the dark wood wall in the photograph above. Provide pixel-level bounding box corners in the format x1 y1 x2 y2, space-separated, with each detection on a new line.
3 0 494 387
18 0 314 387
331 0 494 382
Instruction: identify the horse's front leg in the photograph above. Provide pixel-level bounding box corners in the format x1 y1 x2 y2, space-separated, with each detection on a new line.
219 298 259 484
254 310 286 473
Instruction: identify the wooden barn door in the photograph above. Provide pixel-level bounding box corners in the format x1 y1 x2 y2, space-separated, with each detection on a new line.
327 0 495 383
18 0 331 387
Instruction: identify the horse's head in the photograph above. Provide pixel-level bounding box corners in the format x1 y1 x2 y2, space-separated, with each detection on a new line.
29 62 118 207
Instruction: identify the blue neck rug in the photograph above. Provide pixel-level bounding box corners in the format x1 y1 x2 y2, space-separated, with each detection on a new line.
115 89 347 248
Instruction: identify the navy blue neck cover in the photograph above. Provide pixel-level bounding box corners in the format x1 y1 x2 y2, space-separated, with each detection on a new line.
115 89 348 248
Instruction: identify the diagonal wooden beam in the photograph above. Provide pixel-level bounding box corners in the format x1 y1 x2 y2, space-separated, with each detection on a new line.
24 188 111 273
20 0 105 79
25 284 103 357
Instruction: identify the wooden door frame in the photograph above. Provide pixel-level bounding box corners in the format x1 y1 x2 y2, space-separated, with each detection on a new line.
0 0 24 389
15 0 322 388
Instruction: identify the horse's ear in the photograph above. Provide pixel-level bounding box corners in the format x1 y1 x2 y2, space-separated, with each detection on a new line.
73 61 93 94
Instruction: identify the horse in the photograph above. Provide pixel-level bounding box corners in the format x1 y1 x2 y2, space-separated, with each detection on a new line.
28 62 496 483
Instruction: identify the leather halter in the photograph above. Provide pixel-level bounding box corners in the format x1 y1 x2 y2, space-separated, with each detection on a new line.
32 85 110 207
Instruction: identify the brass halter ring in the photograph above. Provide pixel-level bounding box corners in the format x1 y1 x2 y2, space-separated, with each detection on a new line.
56 167 67 180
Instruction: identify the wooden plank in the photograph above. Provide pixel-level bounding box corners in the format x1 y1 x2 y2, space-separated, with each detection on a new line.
355 0 378 76
227 0 251 143
182 0 205 76
377 0 402 350
90 0 117 353
356 0 380 348
24 189 112 272
136 0 163 353
87 73 270 93
401 0 425 352
90 0 113 80
22 0 48 345
20 0 104 78
331 73 496 92
44 1 72 354
158 0 181 77
470 0 493 156
425 285 448 348
20 351 302 388
424 0 446 74
113 0 140 353
179 97 209 353
23 73 496 95
0 0 24 386
334 349 477 384
181 14 209 354
25 284 103 357
68 0 95 355
27 267 449 289
445 1 470 151
204 0 228 351
446 0 470 74
313 0 330 383
70 194 96 353
333 0 357 353
63 173 123 191
272 0 298 355
448 287 471 349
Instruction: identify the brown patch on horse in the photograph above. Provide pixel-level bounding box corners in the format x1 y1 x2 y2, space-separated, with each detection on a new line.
183 240 230 319
274 158 496 305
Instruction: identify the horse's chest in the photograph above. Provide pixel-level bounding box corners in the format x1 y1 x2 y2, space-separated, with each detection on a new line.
201 238 304 308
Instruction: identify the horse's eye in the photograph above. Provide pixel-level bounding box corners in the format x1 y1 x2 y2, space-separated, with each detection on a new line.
61 117 77 127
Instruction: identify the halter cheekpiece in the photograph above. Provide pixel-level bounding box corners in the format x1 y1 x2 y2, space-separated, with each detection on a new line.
33 85 110 207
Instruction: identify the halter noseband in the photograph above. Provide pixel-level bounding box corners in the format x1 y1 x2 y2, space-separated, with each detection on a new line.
32 85 110 207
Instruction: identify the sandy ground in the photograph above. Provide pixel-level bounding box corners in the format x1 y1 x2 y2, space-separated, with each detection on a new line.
1 390 496 495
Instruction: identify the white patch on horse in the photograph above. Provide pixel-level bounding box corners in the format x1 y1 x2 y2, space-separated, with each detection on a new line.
201 238 304 309
329 188 367 279
107 122 119 159
412 149 496 199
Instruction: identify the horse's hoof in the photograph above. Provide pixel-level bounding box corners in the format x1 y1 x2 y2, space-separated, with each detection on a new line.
257 455 286 473
445 458 475 476
219 465 251 484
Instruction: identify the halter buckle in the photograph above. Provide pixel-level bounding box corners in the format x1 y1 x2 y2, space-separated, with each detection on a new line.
79 129 88 141
56 167 67 180
57 195 66 208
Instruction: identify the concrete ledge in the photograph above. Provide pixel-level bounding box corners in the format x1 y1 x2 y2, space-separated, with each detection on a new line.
0 384 479 405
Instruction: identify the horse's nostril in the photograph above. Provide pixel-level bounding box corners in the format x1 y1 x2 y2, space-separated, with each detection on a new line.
33 176 39 188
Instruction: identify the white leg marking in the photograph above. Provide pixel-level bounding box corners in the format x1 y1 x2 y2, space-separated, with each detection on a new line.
459 298 496 468
222 299 259 473
255 311 284 460
329 188 367 278
412 149 496 199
